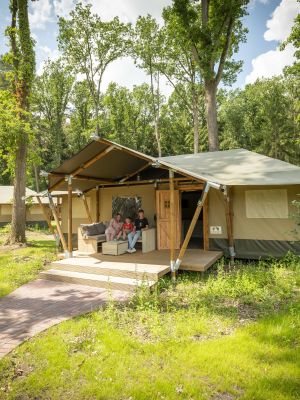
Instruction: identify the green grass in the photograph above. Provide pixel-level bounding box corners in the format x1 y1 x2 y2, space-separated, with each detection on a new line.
0 253 299 399
0 233 56 298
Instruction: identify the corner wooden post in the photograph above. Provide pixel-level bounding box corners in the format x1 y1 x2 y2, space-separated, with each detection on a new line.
67 176 73 256
82 194 92 223
203 196 209 251
96 186 100 222
47 193 68 253
224 186 235 265
169 170 176 280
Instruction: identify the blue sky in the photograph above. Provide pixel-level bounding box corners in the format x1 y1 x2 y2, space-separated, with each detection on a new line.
0 0 299 93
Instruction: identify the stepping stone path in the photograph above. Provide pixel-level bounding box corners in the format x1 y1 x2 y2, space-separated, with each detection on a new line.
0 279 129 359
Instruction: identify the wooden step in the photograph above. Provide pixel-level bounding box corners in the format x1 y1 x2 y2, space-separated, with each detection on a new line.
39 269 156 292
50 257 169 281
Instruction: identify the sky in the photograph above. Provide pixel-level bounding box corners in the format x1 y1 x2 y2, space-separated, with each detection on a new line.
0 0 299 94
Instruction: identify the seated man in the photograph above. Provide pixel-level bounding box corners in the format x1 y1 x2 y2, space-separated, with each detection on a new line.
127 209 148 253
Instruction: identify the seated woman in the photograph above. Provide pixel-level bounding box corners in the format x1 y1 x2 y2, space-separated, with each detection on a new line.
116 216 134 240
105 213 123 241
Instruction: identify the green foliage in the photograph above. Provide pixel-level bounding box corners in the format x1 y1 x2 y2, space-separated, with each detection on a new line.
281 2 300 77
171 0 248 84
0 90 33 176
219 76 300 165
66 80 94 154
0 254 299 399
58 2 131 132
32 58 74 168
0 236 56 298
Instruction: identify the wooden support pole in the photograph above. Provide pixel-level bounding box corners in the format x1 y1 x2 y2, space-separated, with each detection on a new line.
169 170 176 280
82 194 92 223
67 178 73 256
96 187 100 222
48 193 68 253
36 196 56 236
203 196 209 251
173 182 219 271
224 186 235 265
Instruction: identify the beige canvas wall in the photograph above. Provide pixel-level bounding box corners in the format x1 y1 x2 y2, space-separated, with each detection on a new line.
60 184 157 233
208 185 300 241
0 204 49 223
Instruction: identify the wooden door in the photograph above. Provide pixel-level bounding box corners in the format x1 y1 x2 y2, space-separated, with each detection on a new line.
156 190 181 250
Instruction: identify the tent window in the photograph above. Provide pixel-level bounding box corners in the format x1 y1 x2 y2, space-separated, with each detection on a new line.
245 189 288 219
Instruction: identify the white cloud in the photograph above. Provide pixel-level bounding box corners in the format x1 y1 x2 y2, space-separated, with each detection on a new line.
245 0 299 84
264 0 299 41
245 43 295 84
29 0 53 29
53 0 76 18
37 46 60 75
87 0 172 22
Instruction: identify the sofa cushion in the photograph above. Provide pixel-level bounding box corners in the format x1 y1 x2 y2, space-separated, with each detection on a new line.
95 222 106 234
80 223 99 237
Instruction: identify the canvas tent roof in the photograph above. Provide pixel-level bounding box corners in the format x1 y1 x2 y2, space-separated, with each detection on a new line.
0 186 49 204
160 149 300 186
48 138 300 191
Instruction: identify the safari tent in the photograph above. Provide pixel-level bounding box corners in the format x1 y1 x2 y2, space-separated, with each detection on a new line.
43 137 300 264
0 186 51 228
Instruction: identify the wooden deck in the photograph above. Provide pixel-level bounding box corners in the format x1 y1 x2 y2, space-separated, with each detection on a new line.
94 249 223 273
42 249 223 291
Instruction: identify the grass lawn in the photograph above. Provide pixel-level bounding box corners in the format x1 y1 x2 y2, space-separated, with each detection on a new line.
0 241 299 400
0 230 56 298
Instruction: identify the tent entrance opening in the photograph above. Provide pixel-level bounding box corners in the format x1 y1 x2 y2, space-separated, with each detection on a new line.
181 190 203 249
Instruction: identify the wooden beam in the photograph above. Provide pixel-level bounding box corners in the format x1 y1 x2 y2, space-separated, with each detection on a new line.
49 172 114 183
82 194 92 223
49 145 115 191
96 187 100 222
36 196 57 236
224 186 235 264
169 170 176 280
119 162 151 183
48 193 68 253
67 179 73 256
177 184 204 191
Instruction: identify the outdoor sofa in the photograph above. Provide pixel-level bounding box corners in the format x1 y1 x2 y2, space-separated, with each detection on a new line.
78 222 156 254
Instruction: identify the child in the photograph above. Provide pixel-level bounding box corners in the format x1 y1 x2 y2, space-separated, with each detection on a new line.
117 216 134 240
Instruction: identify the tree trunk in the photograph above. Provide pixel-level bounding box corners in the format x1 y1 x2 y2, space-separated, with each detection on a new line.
204 80 219 151
154 117 162 157
34 164 40 192
192 90 199 154
10 138 27 244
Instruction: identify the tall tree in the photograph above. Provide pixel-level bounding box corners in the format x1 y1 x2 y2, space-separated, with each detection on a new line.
58 3 131 135
132 15 165 157
33 58 74 168
172 0 248 151
5 0 35 243
160 9 205 153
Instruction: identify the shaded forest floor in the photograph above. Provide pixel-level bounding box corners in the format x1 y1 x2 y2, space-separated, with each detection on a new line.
0 237 299 400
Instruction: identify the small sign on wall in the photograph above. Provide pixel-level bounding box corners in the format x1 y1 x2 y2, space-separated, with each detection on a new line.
210 226 222 235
